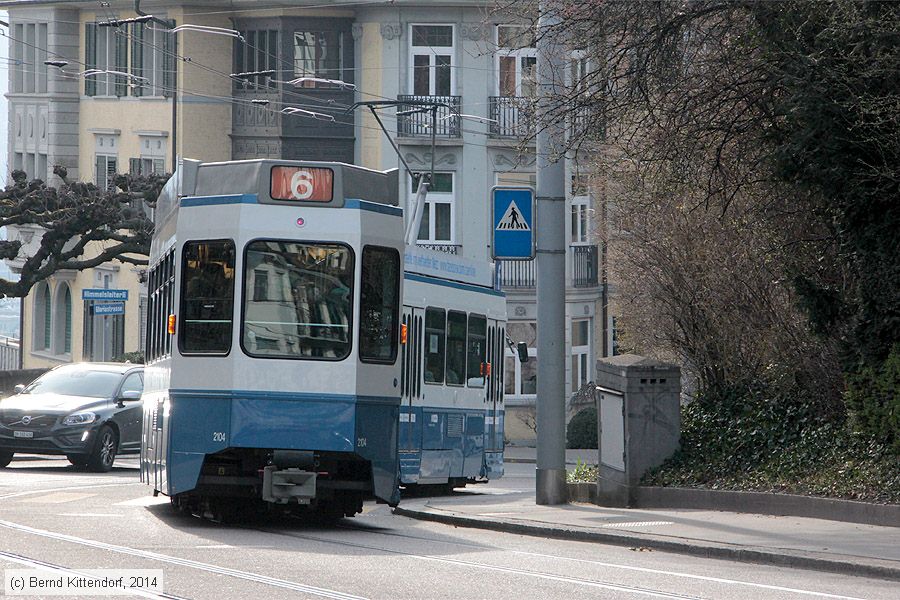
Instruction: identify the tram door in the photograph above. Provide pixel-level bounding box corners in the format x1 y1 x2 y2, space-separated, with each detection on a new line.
400 307 424 451
485 320 504 452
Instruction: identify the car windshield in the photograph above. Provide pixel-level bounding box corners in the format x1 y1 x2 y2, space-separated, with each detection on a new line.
21 368 124 398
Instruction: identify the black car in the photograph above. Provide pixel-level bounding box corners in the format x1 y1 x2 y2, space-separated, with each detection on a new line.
0 363 144 472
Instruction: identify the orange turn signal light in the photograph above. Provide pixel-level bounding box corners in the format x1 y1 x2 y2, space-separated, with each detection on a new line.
400 323 408 345
167 314 176 335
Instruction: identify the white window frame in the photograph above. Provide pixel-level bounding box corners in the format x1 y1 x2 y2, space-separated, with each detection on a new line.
95 154 117 190
504 321 538 399
93 24 117 97
136 22 168 97
495 25 537 98
571 318 592 394
408 24 456 96
570 196 590 245
411 172 456 244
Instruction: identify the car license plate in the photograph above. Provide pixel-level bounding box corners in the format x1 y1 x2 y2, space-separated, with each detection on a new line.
13 430 33 438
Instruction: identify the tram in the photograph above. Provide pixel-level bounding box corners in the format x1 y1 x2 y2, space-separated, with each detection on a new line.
140 159 506 518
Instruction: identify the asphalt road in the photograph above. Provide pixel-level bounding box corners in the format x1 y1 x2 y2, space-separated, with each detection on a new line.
0 457 896 600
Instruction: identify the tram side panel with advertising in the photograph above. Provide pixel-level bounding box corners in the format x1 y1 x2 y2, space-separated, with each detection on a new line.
399 246 507 490
141 159 404 518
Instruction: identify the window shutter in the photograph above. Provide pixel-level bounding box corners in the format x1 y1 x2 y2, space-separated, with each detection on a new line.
129 157 140 174
153 158 165 174
64 287 72 354
85 23 97 96
131 23 144 97
115 25 128 97
163 19 176 98
43 287 51 350
107 157 118 189
95 155 105 188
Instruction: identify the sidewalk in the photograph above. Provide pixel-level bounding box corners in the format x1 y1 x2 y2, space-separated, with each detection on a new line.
395 452 900 581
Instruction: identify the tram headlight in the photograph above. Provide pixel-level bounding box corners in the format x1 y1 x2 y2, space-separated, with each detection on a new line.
62 412 98 426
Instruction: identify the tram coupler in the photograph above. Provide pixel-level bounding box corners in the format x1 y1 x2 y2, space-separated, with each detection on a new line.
261 466 317 504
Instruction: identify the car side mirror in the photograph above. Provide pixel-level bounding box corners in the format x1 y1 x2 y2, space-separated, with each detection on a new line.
517 342 529 364
117 390 142 406
13 384 25 394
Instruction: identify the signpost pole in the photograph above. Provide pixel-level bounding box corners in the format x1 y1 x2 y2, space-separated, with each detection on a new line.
535 2 568 505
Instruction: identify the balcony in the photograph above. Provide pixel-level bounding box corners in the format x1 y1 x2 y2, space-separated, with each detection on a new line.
397 95 461 138
497 259 536 288
416 243 460 255
497 245 600 290
572 244 599 288
570 102 606 142
489 96 536 139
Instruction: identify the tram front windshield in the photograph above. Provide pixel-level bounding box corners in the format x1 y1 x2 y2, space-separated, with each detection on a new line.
243 240 353 359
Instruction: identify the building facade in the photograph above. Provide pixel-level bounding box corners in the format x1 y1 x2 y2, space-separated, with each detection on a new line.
3 1 609 443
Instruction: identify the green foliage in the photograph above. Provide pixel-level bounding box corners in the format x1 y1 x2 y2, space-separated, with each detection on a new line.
644 385 900 503
113 351 145 364
567 459 598 483
846 344 900 453
566 407 598 449
756 1 900 368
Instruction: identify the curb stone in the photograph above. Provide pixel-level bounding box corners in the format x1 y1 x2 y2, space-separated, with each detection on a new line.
393 504 900 582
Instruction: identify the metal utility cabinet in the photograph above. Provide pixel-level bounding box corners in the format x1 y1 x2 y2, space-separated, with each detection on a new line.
595 355 681 507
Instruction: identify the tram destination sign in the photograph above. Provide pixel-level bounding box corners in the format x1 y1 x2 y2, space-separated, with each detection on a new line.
270 166 334 202
82 288 129 301
491 186 535 260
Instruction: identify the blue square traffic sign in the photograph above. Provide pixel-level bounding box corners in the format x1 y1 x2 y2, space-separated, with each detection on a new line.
492 186 535 260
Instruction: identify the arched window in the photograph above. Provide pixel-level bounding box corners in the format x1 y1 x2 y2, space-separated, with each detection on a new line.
33 283 51 352
52 283 73 355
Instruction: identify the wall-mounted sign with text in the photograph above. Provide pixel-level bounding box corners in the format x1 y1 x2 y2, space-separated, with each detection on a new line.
82 289 129 301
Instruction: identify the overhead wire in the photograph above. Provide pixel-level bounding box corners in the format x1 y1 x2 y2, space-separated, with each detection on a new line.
0 16 547 160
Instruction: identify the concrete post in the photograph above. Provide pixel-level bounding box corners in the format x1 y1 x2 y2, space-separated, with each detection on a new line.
535 2 568 505
595 354 681 507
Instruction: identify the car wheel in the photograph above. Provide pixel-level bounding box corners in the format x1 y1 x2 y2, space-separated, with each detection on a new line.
0 451 13 468
87 425 118 473
66 454 88 467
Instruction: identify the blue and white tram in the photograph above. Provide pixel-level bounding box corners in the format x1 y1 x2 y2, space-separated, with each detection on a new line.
141 159 405 518
399 247 507 490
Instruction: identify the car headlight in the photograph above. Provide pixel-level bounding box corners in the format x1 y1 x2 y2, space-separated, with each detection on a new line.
62 412 98 426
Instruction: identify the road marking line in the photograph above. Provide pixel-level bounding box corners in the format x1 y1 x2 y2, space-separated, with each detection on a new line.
27 492 95 504
57 513 124 518
0 482 138 501
0 519 367 600
508 549 875 600
261 529 701 599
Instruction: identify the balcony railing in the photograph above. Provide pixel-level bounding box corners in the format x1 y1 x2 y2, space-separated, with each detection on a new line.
397 95 461 138
497 245 600 290
572 244 599 288
417 243 460 255
570 102 606 142
498 259 536 288
489 96 536 139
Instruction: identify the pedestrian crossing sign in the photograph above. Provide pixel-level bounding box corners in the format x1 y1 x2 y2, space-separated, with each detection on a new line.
492 186 535 260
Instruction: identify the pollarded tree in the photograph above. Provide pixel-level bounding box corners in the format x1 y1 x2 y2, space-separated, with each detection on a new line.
0 166 167 299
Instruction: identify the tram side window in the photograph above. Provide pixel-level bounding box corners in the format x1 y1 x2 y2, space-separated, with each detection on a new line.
180 240 236 354
360 246 401 363
243 240 353 360
145 248 175 362
446 311 467 386
424 308 445 383
467 314 486 388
